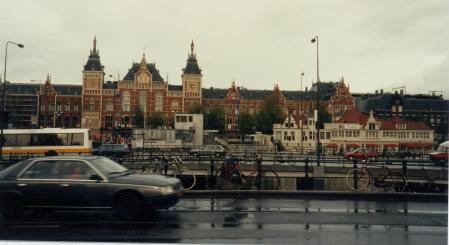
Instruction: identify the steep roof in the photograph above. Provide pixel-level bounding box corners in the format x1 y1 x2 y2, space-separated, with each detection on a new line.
103 81 118 89
356 93 448 113
5 83 81 95
5 83 40 94
83 37 104 72
379 117 432 130
168 84 183 91
54 85 82 95
182 41 201 75
122 63 164 83
202 88 228 99
337 108 369 124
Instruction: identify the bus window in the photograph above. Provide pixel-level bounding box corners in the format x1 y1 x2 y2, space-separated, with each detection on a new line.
57 133 68 145
72 133 84 146
4 134 16 147
17 134 31 146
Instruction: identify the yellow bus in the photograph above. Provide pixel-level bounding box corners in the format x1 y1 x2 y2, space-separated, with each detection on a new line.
1 128 92 156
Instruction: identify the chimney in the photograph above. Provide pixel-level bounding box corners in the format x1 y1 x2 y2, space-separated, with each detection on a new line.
375 90 378 95
380 89 383 94
400 89 403 95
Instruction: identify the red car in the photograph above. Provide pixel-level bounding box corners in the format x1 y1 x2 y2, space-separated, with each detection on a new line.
344 148 379 161
429 141 448 164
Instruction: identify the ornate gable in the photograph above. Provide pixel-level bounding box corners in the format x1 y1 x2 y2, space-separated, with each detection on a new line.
135 53 152 83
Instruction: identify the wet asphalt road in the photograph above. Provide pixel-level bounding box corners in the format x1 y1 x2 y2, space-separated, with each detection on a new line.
0 197 446 244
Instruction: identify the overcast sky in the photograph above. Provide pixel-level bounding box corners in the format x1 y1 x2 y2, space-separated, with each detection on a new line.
1 0 448 97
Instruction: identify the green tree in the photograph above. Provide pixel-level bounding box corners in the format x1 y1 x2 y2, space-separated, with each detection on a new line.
133 105 145 128
165 113 175 128
255 96 286 134
188 102 204 114
317 105 331 129
238 111 255 143
147 112 165 128
204 106 225 130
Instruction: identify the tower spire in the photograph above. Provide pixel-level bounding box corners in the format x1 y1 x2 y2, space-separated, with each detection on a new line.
93 35 97 53
190 40 195 57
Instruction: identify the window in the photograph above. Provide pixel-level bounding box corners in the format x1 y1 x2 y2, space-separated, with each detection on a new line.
106 100 113 112
40 105 45 111
189 116 193 122
105 116 113 128
20 161 60 179
73 104 79 111
138 91 147 113
65 104 70 111
155 92 163 112
64 116 70 128
122 91 130 112
88 98 95 111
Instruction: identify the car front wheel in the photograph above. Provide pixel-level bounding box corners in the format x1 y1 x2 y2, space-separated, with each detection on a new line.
114 192 145 221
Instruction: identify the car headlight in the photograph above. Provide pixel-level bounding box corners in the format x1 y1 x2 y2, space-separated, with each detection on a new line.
159 186 175 195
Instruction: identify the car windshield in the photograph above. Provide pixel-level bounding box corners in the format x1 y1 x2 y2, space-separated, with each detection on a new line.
90 157 129 175
436 145 448 152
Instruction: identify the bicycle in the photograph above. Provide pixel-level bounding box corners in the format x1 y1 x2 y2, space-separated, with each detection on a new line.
141 156 196 190
346 160 407 192
214 155 280 190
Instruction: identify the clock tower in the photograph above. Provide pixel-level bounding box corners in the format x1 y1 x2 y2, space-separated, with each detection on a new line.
81 36 105 130
182 40 202 112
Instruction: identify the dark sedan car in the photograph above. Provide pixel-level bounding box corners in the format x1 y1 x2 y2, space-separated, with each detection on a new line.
0 156 183 221
92 144 130 157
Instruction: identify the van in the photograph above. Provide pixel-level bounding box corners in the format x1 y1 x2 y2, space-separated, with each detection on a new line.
429 141 448 164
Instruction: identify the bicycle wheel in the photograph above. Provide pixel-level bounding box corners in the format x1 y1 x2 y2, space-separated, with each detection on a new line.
170 168 196 190
214 168 245 190
381 173 407 192
255 170 280 190
346 169 370 191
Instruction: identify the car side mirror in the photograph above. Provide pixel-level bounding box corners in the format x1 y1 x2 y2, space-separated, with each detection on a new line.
90 174 103 182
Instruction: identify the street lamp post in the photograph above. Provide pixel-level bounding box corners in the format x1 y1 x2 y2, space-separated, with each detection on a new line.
311 36 321 166
300 71 305 155
1 41 24 160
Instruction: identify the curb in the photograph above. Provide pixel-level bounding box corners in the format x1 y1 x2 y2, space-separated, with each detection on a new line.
182 190 448 202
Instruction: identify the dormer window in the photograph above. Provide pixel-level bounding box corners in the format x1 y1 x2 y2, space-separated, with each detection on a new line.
368 123 375 130
395 123 406 129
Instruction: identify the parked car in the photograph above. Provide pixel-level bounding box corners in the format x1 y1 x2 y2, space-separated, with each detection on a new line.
189 145 225 158
344 148 379 161
429 141 448 164
92 144 129 157
0 156 183 221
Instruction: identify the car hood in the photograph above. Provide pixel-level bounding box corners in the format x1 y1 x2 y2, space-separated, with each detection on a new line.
109 173 180 187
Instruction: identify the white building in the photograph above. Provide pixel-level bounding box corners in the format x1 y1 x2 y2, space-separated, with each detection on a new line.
174 113 203 146
273 108 434 153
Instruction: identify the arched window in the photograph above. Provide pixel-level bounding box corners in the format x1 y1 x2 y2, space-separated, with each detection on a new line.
122 91 130 112
155 92 163 112
138 91 147 113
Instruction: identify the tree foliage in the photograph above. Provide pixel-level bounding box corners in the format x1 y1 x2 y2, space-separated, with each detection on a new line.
238 111 255 135
317 105 332 129
255 96 286 134
188 102 204 114
133 105 145 128
204 106 225 130
147 112 165 128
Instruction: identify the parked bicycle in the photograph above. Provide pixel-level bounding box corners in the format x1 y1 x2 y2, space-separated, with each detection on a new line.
214 154 280 190
346 160 407 192
141 156 196 190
